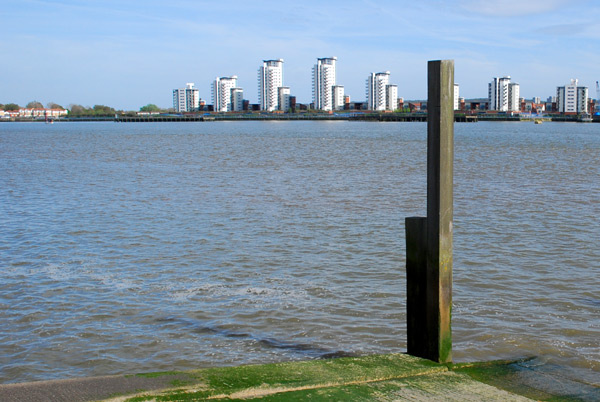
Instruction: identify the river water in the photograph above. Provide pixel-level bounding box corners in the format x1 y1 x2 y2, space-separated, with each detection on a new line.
1 121 598 386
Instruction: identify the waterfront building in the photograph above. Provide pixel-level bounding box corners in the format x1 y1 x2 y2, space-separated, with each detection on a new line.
173 83 200 112
386 84 398 111
489 77 510 111
557 79 588 114
231 87 244 112
508 83 520 112
454 84 460 111
212 76 238 112
278 86 291 112
332 85 345 111
4 108 68 119
465 98 489 111
488 76 519 112
312 57 337 111
258 59 284 112
2 110 20 119
398 97 405 110
366 72 390 111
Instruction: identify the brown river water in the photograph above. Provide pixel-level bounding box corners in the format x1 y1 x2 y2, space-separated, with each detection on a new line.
1 121 598 386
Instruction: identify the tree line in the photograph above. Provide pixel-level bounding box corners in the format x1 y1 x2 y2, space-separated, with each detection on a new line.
1 101 172 116
0 101 63 111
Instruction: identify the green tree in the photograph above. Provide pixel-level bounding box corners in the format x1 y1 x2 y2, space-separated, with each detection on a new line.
3 103 20 111
92 104 115 116
139 104 161 112
47 102 64 110
68 104 88 115
26 101 44 109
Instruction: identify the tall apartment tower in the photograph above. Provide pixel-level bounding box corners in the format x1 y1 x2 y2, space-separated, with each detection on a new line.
508 83 520 112
454 84 460 111
212 76 238 112
366 72 390 111
173 83 200 112
258 59 284 111
489 77 520 112
489 77 510 111
312 57 337 111
557 79 588 114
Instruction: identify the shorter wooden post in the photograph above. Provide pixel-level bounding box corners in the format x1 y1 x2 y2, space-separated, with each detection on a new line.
405 217 428 357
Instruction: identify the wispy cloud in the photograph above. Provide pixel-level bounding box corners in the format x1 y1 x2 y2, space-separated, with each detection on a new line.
534 22 588 36
2 0 598 109
458 0 576 17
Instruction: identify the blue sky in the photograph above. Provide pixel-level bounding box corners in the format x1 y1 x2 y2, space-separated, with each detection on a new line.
1 0 599 110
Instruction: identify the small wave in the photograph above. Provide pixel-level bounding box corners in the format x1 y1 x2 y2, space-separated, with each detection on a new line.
154 316 356 359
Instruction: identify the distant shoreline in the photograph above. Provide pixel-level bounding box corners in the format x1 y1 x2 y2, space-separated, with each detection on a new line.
1 113 597 123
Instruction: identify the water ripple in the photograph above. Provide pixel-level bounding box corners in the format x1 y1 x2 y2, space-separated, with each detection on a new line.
1 121 598 385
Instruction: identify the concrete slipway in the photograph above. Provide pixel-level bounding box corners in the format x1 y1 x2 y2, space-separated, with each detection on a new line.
1 353 598 401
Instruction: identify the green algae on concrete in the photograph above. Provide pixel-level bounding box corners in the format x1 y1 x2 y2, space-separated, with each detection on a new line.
453 358 600 402
5 354 595 401
115 354 532 402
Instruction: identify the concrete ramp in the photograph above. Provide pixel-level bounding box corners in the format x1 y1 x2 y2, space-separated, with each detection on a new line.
3 353 598 401
0 354 543 401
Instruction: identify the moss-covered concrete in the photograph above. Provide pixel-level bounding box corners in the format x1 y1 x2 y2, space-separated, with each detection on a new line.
453 359 600 402
106 354 533 401
2 354 597 401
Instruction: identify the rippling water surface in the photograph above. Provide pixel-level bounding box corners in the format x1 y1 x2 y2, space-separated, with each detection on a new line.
1 121 598 385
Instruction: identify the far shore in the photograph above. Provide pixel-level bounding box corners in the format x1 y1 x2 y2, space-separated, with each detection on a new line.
1 112 598 124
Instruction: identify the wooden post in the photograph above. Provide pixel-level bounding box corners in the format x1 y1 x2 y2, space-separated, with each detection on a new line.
405 216 427 355
406 59 454 363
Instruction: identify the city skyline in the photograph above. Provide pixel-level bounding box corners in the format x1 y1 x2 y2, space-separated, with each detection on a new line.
1 0 599 110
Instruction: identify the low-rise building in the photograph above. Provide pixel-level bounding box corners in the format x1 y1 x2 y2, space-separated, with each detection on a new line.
17 108 68 118
522 98 546 114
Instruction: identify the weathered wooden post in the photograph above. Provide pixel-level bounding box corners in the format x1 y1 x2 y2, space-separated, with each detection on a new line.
406 59 454 363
